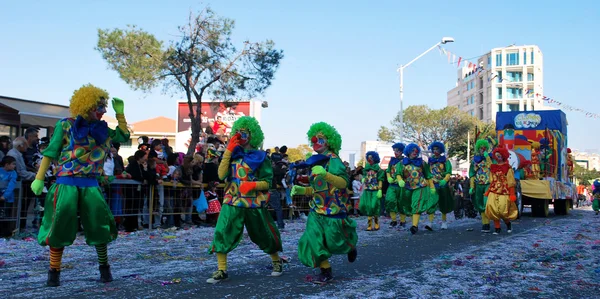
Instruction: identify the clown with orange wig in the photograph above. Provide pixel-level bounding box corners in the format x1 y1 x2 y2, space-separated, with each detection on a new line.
484 147 518 234
31 84 130 287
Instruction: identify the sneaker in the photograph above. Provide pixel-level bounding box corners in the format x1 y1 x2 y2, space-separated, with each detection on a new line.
505 222 512 233
347 248 357 263
207 270 228 284
99 264 113 283
389 221 398 228
493 228 501 235
410 226 418 235
315 267 333 284
271 259 283 276
425 222 433 231
441 222 448 230
481 224 491 233
46 269 60 287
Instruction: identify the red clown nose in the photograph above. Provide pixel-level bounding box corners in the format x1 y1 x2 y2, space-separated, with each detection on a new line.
311 136 318 143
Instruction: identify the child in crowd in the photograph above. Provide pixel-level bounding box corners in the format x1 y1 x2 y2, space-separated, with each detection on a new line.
0 156 17 231
205 181 221 226
351 173 363 216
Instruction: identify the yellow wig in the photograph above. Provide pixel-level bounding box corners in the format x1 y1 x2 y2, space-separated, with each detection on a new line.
69 84 109 118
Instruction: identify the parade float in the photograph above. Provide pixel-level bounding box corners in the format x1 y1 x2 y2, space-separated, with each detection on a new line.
495 110 576 217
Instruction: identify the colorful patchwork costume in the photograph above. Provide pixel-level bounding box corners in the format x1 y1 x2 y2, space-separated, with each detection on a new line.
484 147 518 234
207 116 283 284
395 143 436 235
359 151 385 231
593 180 600 215
385 142 406 228
469 139 493 233
31 84 130 287
293 122 358 284
428 141 454 230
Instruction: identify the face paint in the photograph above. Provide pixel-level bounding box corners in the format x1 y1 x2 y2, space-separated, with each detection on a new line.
237 130 249 146
410 148 418 159
394 148 402 158
367 156 374 165
495 152 503 161
311 135 326 153
433 147 440 156
480 147 487 155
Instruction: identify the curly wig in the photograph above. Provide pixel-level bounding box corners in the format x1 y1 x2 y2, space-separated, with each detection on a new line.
307 122 342 155
492 147 510 161
392 142 405 152
365 151 380 163
69 84 109 118
230 116 264 149
594 180 600 189
475 139 489 153
428 141 445 154
403 143 421 157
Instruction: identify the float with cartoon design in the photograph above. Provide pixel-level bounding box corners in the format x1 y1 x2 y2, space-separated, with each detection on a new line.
495 110 575 217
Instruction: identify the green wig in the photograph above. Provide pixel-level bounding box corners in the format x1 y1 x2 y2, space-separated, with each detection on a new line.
230 116 264 149
307 122 342 155
475 139 490 153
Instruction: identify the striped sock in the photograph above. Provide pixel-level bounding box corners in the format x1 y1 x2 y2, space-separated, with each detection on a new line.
49 247 64 270
95 244 108 265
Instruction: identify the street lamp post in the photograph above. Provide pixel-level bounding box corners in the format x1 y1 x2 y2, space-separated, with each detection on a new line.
397 37 455 142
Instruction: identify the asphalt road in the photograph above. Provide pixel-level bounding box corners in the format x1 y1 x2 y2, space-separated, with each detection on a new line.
48 208 589 298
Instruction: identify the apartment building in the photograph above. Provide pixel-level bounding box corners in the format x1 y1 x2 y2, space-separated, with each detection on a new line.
447 45 549 123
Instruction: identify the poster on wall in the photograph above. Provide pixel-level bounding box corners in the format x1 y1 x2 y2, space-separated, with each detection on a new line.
176 101 253 152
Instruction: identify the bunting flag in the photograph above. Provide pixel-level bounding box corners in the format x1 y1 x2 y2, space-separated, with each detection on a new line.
525 89 600 119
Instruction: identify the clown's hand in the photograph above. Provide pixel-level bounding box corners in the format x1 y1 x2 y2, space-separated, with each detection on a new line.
469 187 474 195
291 185 306 196
226 133 241 152
439 179 447 187
31 179 45 196
311 165 327 177
387 176 394 184
376 189 383 199
112 98 125 115
430 187 436 195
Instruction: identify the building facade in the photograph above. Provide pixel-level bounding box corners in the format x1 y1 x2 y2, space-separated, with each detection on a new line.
447 45 549 123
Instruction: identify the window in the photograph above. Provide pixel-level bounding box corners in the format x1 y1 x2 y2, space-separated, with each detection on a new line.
497 104 503 112
527 88 534 98
478 77 483 89
495 53 502 66
488 55 491 66
466 95 475 105
527 73 534 81
0 124 18 140
508 104 519 111
506 53 519 66
496 72 503 82
506 71 522 82
458 90 460 95
507 88 523 99
470 110 474 116
523 51 527 65
497 87 503 99
457 104 461 109
531 52 534 64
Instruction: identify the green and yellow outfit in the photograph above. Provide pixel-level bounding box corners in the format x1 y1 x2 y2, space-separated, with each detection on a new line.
359 162 384 230
296 152 358 269
209 146 282 271
38 116 129 248
429 155 454 223
469 155 492 226
396 157 436 231
385 157 407 225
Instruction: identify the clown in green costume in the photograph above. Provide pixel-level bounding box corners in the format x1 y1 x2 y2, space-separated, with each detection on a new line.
469 139 493 233
395 143 436 235
359 151 385 231
207 116 283 284
292 122 358 284
386 143 408 228
31 84 130 287
428 141 454 230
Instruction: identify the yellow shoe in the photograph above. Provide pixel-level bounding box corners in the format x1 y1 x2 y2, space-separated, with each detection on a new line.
374 217 380 230
366 217 373 231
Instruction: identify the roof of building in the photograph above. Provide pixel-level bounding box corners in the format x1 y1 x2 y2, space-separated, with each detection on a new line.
0 95 70 127
131 116 176 134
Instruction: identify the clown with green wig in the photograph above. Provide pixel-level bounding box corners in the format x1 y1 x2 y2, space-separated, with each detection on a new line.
292 122 358 284
469 139 493 232
207 116 283 284
428 141 454 230
395 143 436 235
31 84 130 287
359 151 385 231
385 142 407 228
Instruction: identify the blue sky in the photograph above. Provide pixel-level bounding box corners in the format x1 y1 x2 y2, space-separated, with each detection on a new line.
1 1 599 161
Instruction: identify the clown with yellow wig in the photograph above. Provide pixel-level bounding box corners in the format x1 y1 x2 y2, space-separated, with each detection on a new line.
207 116 283 284
31 84 130 287
293 122 358 284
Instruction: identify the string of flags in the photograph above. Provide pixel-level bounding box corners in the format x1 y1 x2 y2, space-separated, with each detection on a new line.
437 45 600 119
